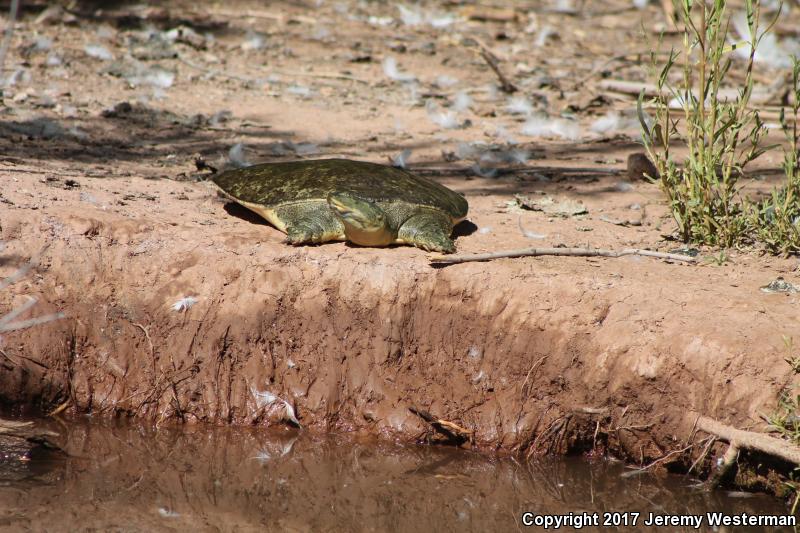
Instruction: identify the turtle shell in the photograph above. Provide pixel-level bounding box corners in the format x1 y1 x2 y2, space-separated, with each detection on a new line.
212 158 468 219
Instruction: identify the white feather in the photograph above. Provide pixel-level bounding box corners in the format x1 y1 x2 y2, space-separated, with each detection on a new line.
521 116 580 140
731 10 799 69
470 164 497 178
506 96 533 115
535 26 557 47
451 91 472 112
287 85 312 98
391 149 412 168
251 387 301 426
590 112 622 133
241 30 266 51
434 75 459 88
228 143 250 168
84 44 113 60
426 100 460 129
382 56 416 82
171 296 198 312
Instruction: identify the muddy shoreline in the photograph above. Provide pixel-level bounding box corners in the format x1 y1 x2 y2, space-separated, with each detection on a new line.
1 0 799 501
2 419 790 532
2 169 798 495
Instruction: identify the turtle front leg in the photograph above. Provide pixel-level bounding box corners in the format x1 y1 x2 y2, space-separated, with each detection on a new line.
397 209 457 253
275 202 345 245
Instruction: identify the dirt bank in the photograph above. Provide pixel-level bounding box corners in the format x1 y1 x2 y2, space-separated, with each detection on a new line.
0 0 799 487
2 165 798 465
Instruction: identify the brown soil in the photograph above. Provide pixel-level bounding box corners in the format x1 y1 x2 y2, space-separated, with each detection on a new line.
1 0 799 479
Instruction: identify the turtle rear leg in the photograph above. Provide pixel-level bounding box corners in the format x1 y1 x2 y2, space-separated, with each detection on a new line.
397 209 456 253
275 202 345 245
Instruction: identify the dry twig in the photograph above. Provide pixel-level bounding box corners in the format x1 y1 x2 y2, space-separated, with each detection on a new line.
409 406 472 445
470 39 517 93
430 246 698 265
620 442 696 477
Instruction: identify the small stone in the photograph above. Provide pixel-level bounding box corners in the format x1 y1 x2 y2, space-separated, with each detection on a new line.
627 153 659 181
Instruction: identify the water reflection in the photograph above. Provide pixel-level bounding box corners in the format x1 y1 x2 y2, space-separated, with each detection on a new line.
0 419 792 532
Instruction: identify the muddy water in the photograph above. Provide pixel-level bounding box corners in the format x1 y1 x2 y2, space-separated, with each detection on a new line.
0 420 792 532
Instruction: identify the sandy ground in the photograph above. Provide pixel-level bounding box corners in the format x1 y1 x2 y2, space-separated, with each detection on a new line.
2 0 800 482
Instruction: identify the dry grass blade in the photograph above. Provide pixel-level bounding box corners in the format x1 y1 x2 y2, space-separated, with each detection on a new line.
0 312 66 333
0 246 48 291
1 247 66 333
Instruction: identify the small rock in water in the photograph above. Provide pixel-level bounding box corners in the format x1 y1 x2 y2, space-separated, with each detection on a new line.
627 153 658 181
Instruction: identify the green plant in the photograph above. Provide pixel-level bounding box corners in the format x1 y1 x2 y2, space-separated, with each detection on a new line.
767 337 800 445
639 0 775 247
750 56 800 254
768 389 800 442
704 249 729 265
784 335 800 374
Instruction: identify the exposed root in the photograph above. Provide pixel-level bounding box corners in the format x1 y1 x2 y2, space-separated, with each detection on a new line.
696 415 800 465
705 442 740 490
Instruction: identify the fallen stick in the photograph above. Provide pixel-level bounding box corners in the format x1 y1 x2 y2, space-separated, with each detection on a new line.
599 79 777 105
409 406 472 444
430 246 697 265
470 39 517 94
696 415 800 465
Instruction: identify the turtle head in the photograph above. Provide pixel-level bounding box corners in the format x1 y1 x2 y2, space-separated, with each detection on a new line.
327 193 394 247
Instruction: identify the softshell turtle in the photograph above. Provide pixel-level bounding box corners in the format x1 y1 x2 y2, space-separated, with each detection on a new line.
212 158 468 253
